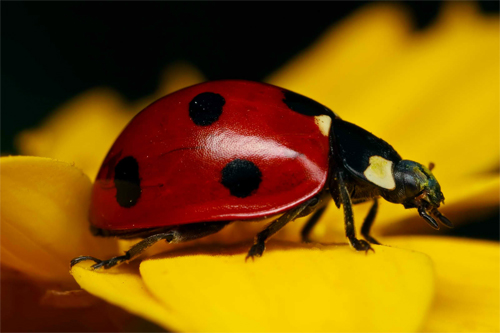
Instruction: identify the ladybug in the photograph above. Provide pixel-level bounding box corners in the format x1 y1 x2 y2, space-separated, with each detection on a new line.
71 80 452 269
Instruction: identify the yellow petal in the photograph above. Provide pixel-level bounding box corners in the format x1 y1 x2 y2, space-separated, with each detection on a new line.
1 156 117 284
387 236 500 332
267 4 413 105
16 63 205 180
73 241 435 332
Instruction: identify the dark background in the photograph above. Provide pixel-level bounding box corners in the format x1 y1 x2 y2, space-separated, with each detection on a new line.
2 1 499 239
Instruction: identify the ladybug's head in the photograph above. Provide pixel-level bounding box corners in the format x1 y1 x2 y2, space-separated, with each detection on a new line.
381 160 452 230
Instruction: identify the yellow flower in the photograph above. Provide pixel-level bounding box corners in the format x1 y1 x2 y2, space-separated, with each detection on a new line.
2 3 498 332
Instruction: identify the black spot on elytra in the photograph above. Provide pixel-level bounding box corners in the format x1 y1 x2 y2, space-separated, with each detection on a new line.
282 90 333 117
114 156 141 208
189 92 225 126
221 159 262 198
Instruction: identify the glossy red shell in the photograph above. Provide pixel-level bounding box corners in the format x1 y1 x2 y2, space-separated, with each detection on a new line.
89 80 332 230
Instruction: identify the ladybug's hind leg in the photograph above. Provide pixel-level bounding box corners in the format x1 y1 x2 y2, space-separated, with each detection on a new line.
71 233 175 270
246 197 319 260
70 256 103 267
71 221 229 270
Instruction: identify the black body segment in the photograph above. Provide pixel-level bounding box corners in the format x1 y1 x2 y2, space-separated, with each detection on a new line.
332 118 401 186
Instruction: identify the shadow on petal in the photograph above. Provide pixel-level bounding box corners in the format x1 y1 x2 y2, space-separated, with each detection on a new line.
1 266 157 332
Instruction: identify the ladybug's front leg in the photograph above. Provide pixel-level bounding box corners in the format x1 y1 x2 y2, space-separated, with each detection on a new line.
246 197 318 260
335 169 374 253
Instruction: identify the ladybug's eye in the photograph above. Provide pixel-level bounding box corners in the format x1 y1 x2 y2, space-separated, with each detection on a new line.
402 174 420 196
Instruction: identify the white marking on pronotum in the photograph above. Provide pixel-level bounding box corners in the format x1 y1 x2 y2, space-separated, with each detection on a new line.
363 156 396 190
314 115 332 136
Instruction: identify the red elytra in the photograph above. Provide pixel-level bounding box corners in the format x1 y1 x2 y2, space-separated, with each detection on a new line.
90 80 334 231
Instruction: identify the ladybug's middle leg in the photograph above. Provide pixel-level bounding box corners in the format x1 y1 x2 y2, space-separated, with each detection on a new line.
336 169 374 253
246 197 318 260
300 205 327 243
